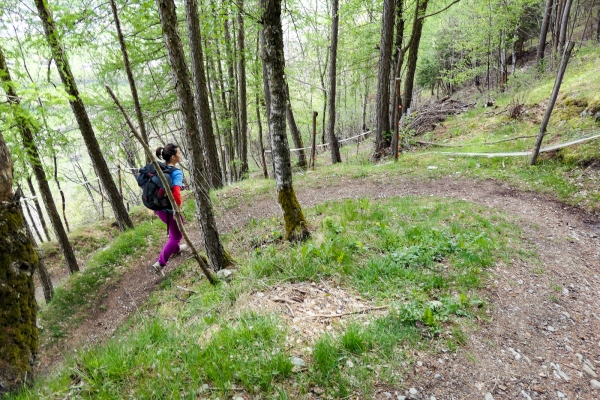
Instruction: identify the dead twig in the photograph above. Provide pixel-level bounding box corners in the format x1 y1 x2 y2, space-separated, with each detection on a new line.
484 135 537 145
177 286 197 294
302 306 388 319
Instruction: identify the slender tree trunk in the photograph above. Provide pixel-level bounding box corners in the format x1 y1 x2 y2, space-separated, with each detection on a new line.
260 0 309 241
186 0 223 189
26 176 50 242
34 0 133 231
537 0 554 66
0 131 38 396
24 198 44 244
53 155 70 232
18 198 54 303
259 26 276 176
402 0 429 115
156 0 234 270
224 16 240 181
553 0 565 53
530 41 575 165
285 83 307 167
109 0 150 164
327 0 342 164
256 93 269 179
558 0 574 51
205 45 228 184
237 0 249 176
375 0 396 153
0 46 80 274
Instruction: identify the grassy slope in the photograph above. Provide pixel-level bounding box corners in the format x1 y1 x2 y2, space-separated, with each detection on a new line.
12 45 600 399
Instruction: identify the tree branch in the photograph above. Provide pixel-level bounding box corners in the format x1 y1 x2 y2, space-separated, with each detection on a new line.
418 0 460 20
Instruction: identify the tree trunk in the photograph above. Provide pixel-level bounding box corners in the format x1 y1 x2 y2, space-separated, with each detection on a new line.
34 0 133 232
205 45 228 184
530 41 575 165
259 25 276 176
285 82 307 167
53 155 70 232
256 93 269 179
260 0 309 241
26 176 50 242
0 45 80 274
237 0 249 176
17 196 54 304
537 0 554 66
224 16 240 182
0 132 38 396
24 198 44 244
327 0 342 164
375 0 396 153
553 0 565 53
402 0 429 115
558 0 573 52
109 0 150 164
156 0 234 270
186 0 223 189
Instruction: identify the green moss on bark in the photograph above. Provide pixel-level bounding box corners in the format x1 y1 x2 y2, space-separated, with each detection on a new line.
0 204 39 395
277 186 310 242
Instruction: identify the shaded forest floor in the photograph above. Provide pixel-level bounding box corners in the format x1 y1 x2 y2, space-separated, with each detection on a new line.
34 172 600 399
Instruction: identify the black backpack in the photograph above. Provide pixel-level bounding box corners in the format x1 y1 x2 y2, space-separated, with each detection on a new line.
136 162 176 211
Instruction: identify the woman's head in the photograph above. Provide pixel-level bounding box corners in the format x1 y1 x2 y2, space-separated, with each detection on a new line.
156 143 180 164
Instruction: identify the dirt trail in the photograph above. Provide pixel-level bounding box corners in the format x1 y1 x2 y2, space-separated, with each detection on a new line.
37 176 600 399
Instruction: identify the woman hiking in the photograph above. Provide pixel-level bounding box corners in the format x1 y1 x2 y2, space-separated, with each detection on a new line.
151 143 188 276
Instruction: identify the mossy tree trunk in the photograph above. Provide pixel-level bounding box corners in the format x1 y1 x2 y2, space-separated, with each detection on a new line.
260 0 309 241
34 0 133 232
0 132 38 396
0 44 80 274
156 0 234 270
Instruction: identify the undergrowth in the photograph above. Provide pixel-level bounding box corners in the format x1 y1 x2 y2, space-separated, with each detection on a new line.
15 196 523 399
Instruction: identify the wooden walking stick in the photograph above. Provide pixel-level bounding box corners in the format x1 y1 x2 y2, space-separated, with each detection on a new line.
105 85 216 285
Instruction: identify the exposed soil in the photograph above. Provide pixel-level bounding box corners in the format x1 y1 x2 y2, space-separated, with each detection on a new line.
36 175 600 399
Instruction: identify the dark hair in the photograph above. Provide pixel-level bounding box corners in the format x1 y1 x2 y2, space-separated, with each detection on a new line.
156 143 179 163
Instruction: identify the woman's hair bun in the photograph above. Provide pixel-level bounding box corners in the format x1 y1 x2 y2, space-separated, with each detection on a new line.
155 147 164 160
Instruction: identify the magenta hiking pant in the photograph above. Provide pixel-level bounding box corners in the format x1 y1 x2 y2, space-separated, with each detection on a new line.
155 210 184 266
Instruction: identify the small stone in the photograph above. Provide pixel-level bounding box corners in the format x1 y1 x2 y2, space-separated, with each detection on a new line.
576 353 584 363
584 364 598 378
409 388 418 395
430 396 437 400
515 353 522 361
216 269 234 281
521 390 532 400
201 384 209 391
484 393 495 400
383 392 392 399
591 379 600 389
563 288 569 295
397 396 407 400
233 397 244 400
546 326 556 332
557 391 566 399
427 166 438 170
290 356 306 367
417 361 423 367
565 345 574 352
346 359 354 368
434 374 441 379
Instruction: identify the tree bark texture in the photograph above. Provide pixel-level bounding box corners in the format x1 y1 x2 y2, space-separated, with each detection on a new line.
261 0 309 241
34 0 133 232
256 93 269 178
259 26 275 176
26 177 50 242
530 41 575 165
205 47 228 184
109 0 150 164
156 0 233 270
24 199 43 244
536 0 554 66
327 0 342 164
375 0 396 152
285 82 307 167
0 132 38 396
185 0 223 189
402 0 429 115
237 0 249 176
0 45 80 274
